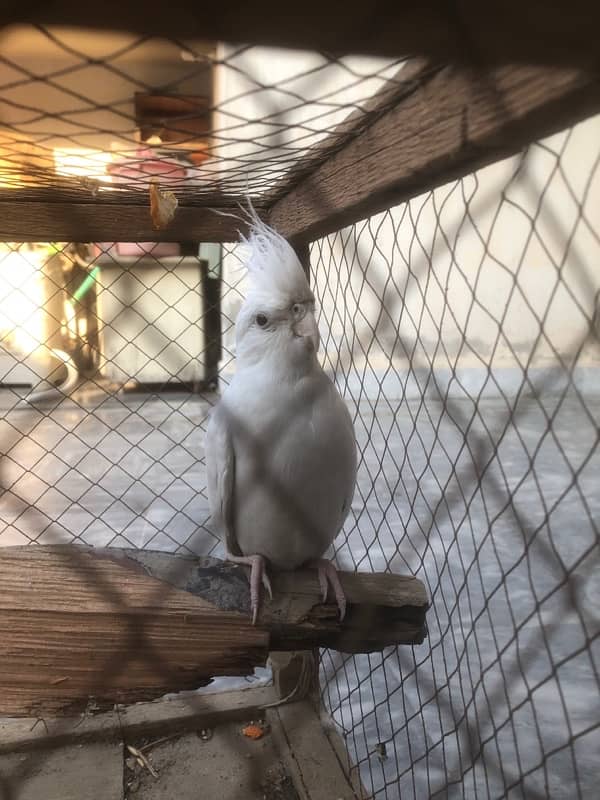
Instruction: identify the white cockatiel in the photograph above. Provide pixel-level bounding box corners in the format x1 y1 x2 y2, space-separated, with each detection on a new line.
205 213 357 623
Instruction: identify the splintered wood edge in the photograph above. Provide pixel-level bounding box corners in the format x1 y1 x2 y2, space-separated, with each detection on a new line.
0 545 428 712
116 547 430 608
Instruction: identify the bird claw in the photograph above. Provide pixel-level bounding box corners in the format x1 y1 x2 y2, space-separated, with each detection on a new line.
316 568 329 603
262 570 273 601
310 559 347 621
225 552 271 625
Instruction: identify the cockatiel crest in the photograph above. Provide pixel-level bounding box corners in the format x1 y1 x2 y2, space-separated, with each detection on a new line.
233 208 320 363
239 210 311 307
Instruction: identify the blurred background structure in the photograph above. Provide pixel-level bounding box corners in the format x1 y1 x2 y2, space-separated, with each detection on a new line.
0 5 599 798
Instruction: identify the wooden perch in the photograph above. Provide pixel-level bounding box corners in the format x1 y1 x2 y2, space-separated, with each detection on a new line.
0 545 428 716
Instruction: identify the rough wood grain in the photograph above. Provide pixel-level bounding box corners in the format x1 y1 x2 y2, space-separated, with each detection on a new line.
0 201 265 243
3 1 600 67
263 58 435 206
0 546 269 716
269 61 600 244
1 546 428 716
0 686 279 754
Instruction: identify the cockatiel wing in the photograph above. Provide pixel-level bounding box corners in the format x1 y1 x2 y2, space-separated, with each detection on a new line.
205 406 240 557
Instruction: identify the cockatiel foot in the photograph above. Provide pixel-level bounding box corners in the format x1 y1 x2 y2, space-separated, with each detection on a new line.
226 552 272 624
310 559 347 621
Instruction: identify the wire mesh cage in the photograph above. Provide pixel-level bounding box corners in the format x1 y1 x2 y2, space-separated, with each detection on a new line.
1 15 599 800
0 25 405 202
313 122 600 797
1 239 232 553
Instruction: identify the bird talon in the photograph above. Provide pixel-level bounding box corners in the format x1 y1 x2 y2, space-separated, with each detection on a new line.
262 571 273 601
311 559 346 621
225 552 271 625
317 569 329 603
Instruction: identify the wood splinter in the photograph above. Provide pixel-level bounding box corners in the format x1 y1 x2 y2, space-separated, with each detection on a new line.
0 545 428 716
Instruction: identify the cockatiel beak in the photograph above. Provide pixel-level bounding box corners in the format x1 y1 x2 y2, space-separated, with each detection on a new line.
293 308 320 353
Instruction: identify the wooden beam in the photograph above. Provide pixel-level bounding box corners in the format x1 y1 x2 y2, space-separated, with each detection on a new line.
262 59 434 206
1 546 428 716
267 704 362 800
2 1 600 67
269 61 600 244
0 686 278 754
0 201 262 243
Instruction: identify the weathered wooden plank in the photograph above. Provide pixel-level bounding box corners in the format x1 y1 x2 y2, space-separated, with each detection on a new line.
269 61 600 244
267 704 362 800
0 546 428 716
0 201 263 243
262 58 434 206
3 1 600 67
0 686 278 754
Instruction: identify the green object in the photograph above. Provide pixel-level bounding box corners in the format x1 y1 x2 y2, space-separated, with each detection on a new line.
72 265 100 303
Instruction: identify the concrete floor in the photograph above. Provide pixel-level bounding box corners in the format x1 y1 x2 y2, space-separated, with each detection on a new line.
0 742 124 800
125 726 298 800
1 382 598 799
0 723 298 800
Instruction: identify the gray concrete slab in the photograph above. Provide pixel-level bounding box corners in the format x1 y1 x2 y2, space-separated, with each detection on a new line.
0 742 123 800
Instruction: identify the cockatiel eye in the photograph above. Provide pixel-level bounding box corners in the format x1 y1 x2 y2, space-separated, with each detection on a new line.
255 313 268 327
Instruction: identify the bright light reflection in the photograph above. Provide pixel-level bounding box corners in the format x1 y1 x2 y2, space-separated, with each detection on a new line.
53 147 113 181
0 246 46 354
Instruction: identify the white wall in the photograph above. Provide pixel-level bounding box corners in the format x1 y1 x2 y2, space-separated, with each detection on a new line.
311 116 600 398
97 259 206 384
215 47 600 396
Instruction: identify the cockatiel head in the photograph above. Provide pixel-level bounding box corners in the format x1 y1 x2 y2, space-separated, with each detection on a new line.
235 213 320 370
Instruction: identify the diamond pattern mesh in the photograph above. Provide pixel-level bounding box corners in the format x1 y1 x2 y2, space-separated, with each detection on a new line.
0 240 244 553
313 117 600 799
0 23 599 800
0 24 402 204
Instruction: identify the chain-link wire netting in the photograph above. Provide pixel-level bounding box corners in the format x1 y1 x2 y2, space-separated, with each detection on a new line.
1 22 599 800
0 24 404 205
314 115 600 799
1 239 236 553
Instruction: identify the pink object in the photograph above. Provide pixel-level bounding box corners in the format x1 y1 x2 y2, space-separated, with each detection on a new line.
107 148 187 185
116 242 180 257
93 242 181 258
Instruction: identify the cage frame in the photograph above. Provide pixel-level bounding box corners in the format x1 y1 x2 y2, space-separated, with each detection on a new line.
1 6 599 799
0 3 599 245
